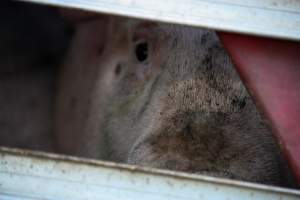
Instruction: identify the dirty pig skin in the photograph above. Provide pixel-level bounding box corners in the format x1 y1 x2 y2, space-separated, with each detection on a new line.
55 15 295 187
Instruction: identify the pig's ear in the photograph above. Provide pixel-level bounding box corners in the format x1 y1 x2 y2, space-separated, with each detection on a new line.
59 8 104 24
59 7 111 53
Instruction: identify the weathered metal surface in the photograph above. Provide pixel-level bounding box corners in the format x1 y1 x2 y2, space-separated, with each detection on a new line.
0 147 300 200
19 0 300 41
219 33 300 184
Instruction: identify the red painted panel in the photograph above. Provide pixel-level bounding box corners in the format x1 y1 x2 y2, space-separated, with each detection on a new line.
219 33 300 184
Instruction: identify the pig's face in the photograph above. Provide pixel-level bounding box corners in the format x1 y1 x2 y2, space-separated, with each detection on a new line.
97 19 285 184
58 16 289 185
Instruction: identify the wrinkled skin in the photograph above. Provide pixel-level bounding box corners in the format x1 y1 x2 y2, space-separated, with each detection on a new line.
56 16 294 187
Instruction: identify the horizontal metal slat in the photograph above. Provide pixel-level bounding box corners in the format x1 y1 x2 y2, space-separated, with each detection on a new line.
0 147 300 200
19 0 300 41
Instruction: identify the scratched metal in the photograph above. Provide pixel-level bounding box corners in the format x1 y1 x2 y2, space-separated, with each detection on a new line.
18 0 300 41
0 147 299 200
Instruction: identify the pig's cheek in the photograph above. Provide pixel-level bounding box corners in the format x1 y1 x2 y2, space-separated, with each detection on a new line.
135 55 163 82
151 47 164 74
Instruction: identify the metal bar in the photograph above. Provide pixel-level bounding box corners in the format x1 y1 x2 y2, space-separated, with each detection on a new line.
0 147 300 200
19 0 300 41
219 32 300 184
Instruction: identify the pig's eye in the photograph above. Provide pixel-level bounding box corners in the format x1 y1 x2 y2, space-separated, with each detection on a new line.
135 42 148 62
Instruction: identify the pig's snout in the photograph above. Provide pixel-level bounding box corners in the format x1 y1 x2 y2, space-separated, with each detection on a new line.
127 109 282 184
128 112 229 173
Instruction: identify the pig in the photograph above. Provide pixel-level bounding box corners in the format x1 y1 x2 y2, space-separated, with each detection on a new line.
55 15 295 187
